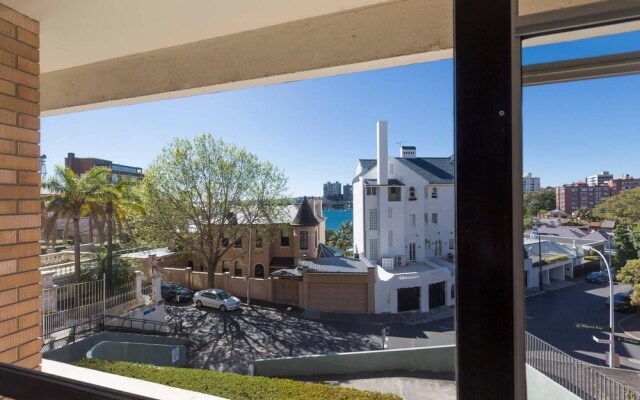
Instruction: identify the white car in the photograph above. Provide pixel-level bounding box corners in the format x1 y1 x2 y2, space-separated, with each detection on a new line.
193 289 241 312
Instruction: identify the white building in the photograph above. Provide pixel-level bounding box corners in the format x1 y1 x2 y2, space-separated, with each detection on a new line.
587 170 613 186
522 172 541 193
353 121 455 313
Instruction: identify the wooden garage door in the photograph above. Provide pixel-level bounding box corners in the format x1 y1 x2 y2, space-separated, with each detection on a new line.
308 283 368 312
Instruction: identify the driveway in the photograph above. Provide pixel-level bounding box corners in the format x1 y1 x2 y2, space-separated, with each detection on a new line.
165 302 382 373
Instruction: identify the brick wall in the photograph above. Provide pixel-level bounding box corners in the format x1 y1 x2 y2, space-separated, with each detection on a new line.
0 3 41 370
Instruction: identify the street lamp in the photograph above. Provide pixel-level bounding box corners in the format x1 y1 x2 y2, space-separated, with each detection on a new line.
583 244 616 368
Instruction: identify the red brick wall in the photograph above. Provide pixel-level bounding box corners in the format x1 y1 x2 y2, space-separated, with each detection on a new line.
0 3 41 370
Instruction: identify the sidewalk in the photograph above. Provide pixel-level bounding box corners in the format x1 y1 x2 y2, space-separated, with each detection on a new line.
525 278 580 297
301 305 455 325
619 312 640 340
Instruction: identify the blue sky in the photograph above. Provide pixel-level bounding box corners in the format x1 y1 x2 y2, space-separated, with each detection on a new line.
42 31 640 197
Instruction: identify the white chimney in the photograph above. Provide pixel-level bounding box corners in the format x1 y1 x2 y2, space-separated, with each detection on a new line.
377 121 388 185
400 146 416 158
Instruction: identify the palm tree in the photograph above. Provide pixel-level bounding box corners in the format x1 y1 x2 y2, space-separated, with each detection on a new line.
42 166 111 283
327 220 353 251
102 178 143 288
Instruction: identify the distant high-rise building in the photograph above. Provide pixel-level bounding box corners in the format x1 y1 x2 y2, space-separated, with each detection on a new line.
65 152 144 182
608 174 640 195
343 184 353 201
323 181 341 199
587 170 613 186
556 182 612 214
522 173 540 194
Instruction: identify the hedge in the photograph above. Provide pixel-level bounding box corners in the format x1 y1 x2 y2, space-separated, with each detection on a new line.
532 254 569 267
75 360 401 400
583 255 600 261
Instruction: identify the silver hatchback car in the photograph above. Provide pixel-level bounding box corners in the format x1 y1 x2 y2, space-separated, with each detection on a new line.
193 289 241 312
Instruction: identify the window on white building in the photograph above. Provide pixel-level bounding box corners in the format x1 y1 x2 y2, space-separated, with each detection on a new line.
431 187 438 198
388 187 401 201
369 209 378 230
369 239 378 261
409 214 416 227
424 213 429 224
432 213 438 224
449 237 455 250
366 187 378 195
409 186 416 200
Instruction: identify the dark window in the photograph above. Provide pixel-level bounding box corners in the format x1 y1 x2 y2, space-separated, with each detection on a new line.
281 230 290 247
431 187 438 198
222 260 229 273
221 236 229 247
366 187 378 195
256 236 263 248
234 261 242 276
300 231 308 250
409 186 416 200
234 236 242 248
388 186 401 201
254 264 265 278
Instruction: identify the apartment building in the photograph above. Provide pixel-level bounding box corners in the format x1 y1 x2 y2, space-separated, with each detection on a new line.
322 181 341 199
556 174 640 214
587 170 613 186
522 172 540 193
608 174 640 194
65 152 144 182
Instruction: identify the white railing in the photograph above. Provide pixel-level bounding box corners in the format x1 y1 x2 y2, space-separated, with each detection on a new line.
42 276 143 338
526 332 640 400
40 251 94 267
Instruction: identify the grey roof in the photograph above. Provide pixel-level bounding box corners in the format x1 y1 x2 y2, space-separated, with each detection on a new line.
363 179 405 186
401 146 416 150
299 256 371 273
317 243 345 257
270 268 302 278
601 220 616 229
291 197 319 226
354 158 455 184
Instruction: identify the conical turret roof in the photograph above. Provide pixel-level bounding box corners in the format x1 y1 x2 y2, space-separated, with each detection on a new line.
291 197 320 226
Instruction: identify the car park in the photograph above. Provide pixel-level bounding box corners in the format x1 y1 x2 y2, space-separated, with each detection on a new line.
193 289 241 312
161 282 193 302
605 289 636 312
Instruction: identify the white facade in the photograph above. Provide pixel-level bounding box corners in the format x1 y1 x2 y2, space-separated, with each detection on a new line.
353 122 455 313
353 123 455 264
522 172 540 193
587 171 613 186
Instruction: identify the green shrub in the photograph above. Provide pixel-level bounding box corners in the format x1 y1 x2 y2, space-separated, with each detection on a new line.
532 255 569 267
584 255 600 261
75 360 401 400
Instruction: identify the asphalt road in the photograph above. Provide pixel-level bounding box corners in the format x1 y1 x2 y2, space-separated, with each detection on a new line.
526 281 640 370
385 281 640 371
165 302 381 373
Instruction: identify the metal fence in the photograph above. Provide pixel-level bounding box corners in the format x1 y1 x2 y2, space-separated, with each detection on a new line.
526 332 640 400
42 276 143 343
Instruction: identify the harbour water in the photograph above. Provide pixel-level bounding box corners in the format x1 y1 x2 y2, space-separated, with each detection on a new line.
323 209 353 231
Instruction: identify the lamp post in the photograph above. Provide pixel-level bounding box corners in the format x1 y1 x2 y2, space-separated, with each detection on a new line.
583 244 615 368
533 224 544 291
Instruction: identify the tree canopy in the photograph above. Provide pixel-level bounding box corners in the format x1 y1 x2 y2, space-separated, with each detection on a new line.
523 188 556 229
135 134 289 287
593 187 640 226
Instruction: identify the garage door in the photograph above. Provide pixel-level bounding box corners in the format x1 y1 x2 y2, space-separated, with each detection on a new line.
308 283 368 312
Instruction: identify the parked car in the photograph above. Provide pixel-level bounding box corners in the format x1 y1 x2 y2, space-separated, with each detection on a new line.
586 271 609 284
193 289 241 312
605 289 636 313
161 282 193 302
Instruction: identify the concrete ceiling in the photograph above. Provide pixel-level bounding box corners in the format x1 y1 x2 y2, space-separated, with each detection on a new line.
2 0 390 73
3 0 636 115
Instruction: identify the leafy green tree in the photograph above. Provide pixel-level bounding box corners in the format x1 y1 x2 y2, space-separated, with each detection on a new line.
81 246 136 288
42 166 111 282
616 259 640 306
523 188 556 229
136 134 288 288
612 223 640 268
573 207 601 223
593 187 640 226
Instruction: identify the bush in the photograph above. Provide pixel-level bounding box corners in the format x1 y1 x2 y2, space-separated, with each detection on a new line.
584 255 600 261
75 360 401 400
532 255 569 267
